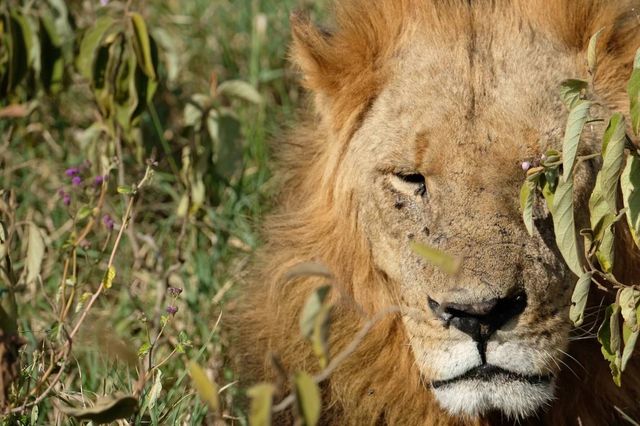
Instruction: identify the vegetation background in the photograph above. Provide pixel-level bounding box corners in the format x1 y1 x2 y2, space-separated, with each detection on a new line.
0 0 327 423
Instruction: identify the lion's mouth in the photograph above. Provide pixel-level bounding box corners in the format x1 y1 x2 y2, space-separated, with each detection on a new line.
431 364 552 389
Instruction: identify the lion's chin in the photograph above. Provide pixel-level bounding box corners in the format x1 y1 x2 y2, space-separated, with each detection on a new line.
431 366 555 419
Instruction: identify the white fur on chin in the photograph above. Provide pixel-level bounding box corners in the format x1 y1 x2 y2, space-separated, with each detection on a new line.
432 379 555 420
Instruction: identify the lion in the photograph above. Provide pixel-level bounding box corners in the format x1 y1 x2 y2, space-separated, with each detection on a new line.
231 1 640 424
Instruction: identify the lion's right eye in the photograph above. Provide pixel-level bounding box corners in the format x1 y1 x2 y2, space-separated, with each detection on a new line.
394 173 427 197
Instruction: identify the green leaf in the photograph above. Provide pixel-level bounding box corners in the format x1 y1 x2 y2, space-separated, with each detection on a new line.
620 287 640 332
598 304 622 386
129 13 157 80
300 286 331 339
628 48 640 135
217 79 263 104
559 79 588 110
587 28 604 75
411 242 462 275
621 154 640 249
131 35 158 117
561 101 591 181
114 51 139 130
294 372 321 426
187 361 219 412
178 330 192 347
589 114 627 271
184 102 204 129
12 11 35 69
76 16 115 80
247 383 275 426
102 266 116 289
190 175 205 214
569 272 592 326
137 342 151 358
542 178 556 210
25 224 45 288
596 227 615 273
117 185 134 194
60 394 138 423
610 303 622 361
622 324 639 372
77 205 93 220
206 110 219 141
3 12 29 96
544 166 559 193
601 113 626 163
39 15 63 94
311 303 331 369
551 177 582 276
146 370 163 410
92 32 124 117
520 180 535 236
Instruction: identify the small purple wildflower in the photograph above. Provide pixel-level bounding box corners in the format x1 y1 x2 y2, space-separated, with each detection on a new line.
71 176 82 186
166 305 178 315
59 190 71 206
100 0 109 6
65 167 80 177
102 214 115 231
521 161 531 172
168 287 183 297
94 175 106 187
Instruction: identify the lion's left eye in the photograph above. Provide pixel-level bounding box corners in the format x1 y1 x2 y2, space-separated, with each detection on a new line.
395 173 427 197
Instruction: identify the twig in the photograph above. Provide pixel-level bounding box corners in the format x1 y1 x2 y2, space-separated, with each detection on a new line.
114 133 140 264
67 194 136 340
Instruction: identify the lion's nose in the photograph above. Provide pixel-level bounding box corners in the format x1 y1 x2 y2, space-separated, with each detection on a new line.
427 292 527 344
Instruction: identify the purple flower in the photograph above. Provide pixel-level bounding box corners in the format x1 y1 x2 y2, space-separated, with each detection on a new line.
168 287 183 297
59 190 71 206
94 175 106 187
71 176 82 186
521 161 531 172
102 214 115 231
100 0 109 6
166 305 178 315
65 167 80 177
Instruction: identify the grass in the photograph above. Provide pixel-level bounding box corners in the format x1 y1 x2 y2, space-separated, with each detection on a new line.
0 0 328 423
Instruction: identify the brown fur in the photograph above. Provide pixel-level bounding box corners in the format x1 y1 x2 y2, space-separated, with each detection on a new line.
231 1 640 424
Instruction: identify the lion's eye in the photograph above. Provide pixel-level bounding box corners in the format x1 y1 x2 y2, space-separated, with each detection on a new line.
395 173 427 197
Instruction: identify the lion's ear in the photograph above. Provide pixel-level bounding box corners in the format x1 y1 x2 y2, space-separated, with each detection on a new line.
290 13 333 95
289 9 398 130
533 0 640 110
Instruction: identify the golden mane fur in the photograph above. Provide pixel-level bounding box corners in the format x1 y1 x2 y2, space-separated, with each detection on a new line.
231 1 640 424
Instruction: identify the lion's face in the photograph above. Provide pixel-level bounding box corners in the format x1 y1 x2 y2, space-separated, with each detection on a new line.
341 32 596 419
